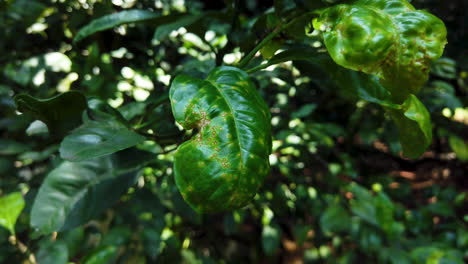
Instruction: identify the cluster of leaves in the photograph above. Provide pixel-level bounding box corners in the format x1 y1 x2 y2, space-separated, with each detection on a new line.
0 0 467 263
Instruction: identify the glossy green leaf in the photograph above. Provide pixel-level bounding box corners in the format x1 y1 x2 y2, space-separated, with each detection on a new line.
30 149 149 234
59 117 145 162
387 95 432 158
0 192 25 234
170 66 272 213
74 10 160 43
314 0 447 102
14 91 87 136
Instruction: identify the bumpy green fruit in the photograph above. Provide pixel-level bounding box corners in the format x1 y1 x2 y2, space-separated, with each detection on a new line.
170 66 272 213
314 0 447 102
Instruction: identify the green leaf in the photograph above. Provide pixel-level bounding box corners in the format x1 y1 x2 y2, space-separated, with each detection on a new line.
36 240 68 264
83 246 118 264
320 204 351 233
431 57 457 79
262 224 281 256
170 66 272 213
0 192 25 234
152 14 202 42
292 104 317 119
314 0 447 102
448 135 468 161
0 139 30 155
74 10 161 43
14 91 87 136
388 95 432 158
30 150 148 234
59 117 145 162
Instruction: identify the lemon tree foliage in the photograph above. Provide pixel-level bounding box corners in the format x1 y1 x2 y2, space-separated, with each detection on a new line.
313 0 447 102
170 66 271 213
1 0 466 263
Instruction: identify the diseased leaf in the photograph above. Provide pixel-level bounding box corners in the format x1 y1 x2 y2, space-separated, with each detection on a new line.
387 95 432 158
74 10 161 43
59 117 145 162
170 66 272 213
314 0 447 102
14 91 87 136
0 192 25 234
30 148 151 234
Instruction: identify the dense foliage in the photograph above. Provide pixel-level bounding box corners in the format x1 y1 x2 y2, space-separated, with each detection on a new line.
0 0 467 263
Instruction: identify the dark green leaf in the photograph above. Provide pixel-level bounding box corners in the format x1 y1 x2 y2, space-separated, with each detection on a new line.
14 91 87 136
83 246 118 264
59 117 145 162
431 58 457 79
30 153 146 234
153 14 202 42
0 192 25 234
262 224 281 256
74 10 161 43
36 240 68 264
320 204 351 233
170 66 272 213
0 139 30 155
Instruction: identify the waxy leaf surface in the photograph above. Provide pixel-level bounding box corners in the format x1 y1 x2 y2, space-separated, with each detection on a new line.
314 0 447 102
170 66 271 213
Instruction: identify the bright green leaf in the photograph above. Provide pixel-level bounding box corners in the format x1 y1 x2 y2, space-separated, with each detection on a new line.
448 135 468 161
0 192 25 234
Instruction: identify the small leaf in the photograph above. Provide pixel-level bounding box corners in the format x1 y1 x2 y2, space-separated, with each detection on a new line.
431 57 457 79
74 10 161 43
388 95 432 158
14 91 87 136
449 136 468 161
153 14 202 42
59 118 145 162
0 139 30 155
292 104 317 119
0 192 25 234
262 224 281 256
170 66 272 213
83 246 118 264
30 150 150 234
